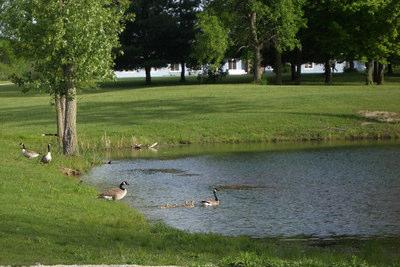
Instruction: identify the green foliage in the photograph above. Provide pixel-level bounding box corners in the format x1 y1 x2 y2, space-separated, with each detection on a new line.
116 0 174 71
0 39 30 81
300 0 350 63
192 11 229 71
344 0 400 62
0 0 128 93
116 0 201 75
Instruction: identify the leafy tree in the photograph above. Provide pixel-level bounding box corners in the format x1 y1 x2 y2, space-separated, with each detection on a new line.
0 0 128 155
0 39 29 81
269 0 305 84
206 0 305 83
344 0 400 85
300 0 349 84
192 11 229 73
116 0 177 85
168 0 201 82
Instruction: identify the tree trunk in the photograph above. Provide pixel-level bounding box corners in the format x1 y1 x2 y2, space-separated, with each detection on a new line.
377 63 385 85
55 94 66 146
274 49 282 85
250 12 263 83
145 66 151 85
388 62 393 75
253 46 263 83
366 60 374 85
290 62 296 81
349 60 355 71
373 61 379 83
324 60 332 84
245 60 251 74
180 62 186 82
62 65 79 155
295 62 301 85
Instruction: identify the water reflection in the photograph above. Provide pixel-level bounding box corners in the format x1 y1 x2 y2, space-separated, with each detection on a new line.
85 143 400 238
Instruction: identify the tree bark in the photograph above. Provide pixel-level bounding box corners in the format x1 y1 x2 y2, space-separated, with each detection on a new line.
376 63 385 85
290 62 296 81
295 62 301 85
349 60 355 71
250 12 263 83
366 60 374 85
145 66 151 85
180 62 186 82
274 49 282 85
62 65 79 155
388 62 393 75
373 61 379 83
55 94 66 146
324 60 332 84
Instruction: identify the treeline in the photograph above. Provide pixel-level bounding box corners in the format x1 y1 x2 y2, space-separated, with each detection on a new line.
115 0 400 85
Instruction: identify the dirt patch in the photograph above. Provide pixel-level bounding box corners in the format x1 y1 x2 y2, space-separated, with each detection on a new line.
358 110 400 123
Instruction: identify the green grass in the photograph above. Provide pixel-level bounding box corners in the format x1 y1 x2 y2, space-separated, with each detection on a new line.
1 73 400 266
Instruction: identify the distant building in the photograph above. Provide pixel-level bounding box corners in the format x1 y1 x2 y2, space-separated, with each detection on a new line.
115 63 191 79
221 59 247 75
115 60 365 78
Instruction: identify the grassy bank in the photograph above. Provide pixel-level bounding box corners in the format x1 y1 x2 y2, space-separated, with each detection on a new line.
1 74 400 266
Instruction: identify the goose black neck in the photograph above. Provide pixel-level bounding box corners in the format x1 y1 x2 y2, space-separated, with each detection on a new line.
213 190 218 201
48 144 51 152
119 183 126 190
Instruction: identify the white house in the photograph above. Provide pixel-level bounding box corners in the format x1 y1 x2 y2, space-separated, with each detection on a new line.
221 59 247 75
115 60 365 78
115 59 247 78
300 62 346 74
115 63 192 79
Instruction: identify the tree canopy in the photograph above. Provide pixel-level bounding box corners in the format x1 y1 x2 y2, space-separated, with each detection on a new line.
0 0 129 154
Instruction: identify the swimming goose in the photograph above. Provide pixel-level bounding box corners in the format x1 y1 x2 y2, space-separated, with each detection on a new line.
201 188 220 207
20 143 40 159
98 181 129 200
41 144 52 164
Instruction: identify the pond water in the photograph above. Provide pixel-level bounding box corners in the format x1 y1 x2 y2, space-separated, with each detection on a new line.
85 142 400 238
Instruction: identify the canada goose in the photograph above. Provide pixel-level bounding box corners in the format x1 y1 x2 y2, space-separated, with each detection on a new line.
201 188 220 207
20 143 40 159
41 144 52 164
98 181 129 200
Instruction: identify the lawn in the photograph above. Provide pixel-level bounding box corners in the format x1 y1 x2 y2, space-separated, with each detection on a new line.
0 73 399 266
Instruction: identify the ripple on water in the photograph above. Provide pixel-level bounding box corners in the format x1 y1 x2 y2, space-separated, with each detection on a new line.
85 144 400 238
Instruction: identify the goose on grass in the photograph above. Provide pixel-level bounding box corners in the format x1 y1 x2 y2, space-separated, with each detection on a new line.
41 144 52 164
20 143 40 159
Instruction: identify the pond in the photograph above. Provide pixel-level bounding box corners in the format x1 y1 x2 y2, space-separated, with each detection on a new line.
85 142 400 238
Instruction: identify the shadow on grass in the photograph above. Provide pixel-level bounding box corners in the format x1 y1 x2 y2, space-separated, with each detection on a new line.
1 210 273 264
0 95 368 128
3 72 400 98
